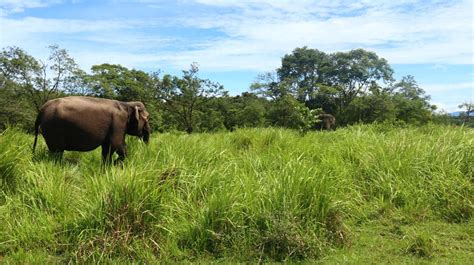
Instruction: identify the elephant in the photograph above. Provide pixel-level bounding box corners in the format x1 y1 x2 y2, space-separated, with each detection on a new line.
32 96 150 163
316 113 336 130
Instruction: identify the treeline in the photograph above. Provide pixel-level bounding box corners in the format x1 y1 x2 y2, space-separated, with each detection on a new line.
0 45 470 133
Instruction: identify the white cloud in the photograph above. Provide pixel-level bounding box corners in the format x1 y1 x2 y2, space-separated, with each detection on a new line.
0 16 137 35
420 82 473 93
0 15 173 71
421 81 474 112
431 101 455 112
0 0 472 73
0 0 61 15
183 0 474 70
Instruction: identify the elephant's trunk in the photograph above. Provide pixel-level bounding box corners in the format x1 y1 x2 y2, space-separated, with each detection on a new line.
142 122 150 144
143 131 149 144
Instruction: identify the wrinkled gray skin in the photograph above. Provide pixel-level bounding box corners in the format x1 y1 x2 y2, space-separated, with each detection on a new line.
316 113 336 130
33 96 150 163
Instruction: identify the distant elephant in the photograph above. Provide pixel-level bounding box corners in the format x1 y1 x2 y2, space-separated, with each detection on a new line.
316 114 336 130
33 96 150 162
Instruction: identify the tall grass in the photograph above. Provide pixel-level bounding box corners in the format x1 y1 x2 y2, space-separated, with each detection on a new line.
0 124 472 262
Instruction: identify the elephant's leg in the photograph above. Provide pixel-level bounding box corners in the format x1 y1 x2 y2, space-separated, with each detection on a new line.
101 143 114 164
109 129 127 164
324 122 330 130
45 140 64 162
115 144 127 163
109 137 127 164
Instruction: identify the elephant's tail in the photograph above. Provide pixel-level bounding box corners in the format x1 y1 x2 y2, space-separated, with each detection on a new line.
32 112 42 153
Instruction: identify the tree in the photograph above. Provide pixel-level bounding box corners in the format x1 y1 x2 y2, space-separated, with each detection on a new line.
156 63 224 133
196 107 226 132
306 83 339 114
458 102 473 125
253 47 395 125
238 99 267 128
85 63 155 101
267 95 313 130
345 92 396 123
1 46 82 131
207 92 270 131
0 47 38 129
0 82 35 131
0 45 81 112
277 47 330 102
250 71 290 100
328 49 394 123
391 75 434 124
1 47 40 89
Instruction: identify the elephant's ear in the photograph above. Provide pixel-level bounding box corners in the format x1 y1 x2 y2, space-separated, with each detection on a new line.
134 105 140 121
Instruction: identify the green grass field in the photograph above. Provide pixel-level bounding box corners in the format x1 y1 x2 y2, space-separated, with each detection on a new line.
0 124 473 263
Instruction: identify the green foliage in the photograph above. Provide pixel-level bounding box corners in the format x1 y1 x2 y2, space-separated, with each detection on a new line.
0 45 81 112
0 45 457 134
251 46 437 127
457 102 474 127
210 93 269 130
155 63 225 134
0 47 40 130
267 95 304 128
238 99 266 127
391 75 434 124
0 125 472 262
266 95 320 134
196 108 225 132
85 64 155 102
274 47 393 108
0 46 82 131
296 105 321 135
330 48 394 104
277 47 330 102
345 92 397 123
0 87 36 131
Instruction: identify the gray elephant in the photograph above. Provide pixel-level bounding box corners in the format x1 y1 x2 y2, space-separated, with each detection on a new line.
33 96 150 162
316 113 336 130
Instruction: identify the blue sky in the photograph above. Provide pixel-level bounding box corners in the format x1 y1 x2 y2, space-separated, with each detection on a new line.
0 0 472 112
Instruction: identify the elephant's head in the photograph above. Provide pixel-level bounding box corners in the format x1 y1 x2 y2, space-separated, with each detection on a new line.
127 102 150 143
317 114 336 130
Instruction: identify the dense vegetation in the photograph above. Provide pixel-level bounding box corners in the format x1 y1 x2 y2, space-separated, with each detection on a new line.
0 124 472 263
2 45 472 133
1 45 472 262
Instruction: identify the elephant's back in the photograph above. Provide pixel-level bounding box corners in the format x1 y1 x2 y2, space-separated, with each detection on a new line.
42 97 113 127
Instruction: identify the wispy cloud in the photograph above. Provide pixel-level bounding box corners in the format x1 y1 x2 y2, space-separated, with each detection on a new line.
421 81 473 112
183 0 473 69
1 16 137 34
421 82 474 93
0 0 61 15
0 15 171 64
1 0 472 71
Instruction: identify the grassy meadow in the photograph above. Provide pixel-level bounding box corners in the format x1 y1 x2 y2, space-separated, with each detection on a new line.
0 124 473 263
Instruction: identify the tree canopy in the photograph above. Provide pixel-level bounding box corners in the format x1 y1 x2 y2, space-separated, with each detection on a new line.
1 45 463 133
251 47 434 126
